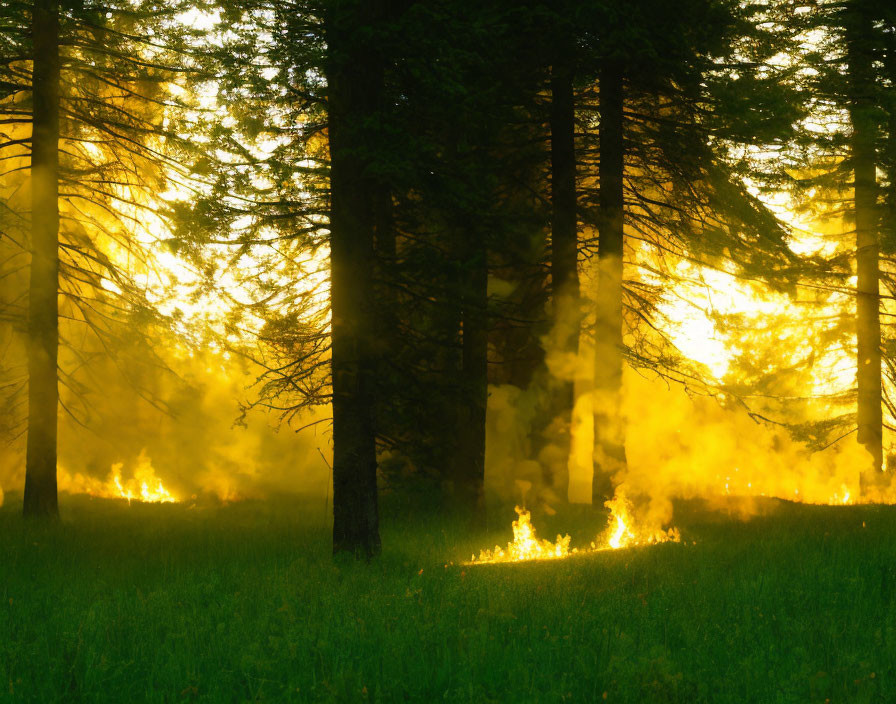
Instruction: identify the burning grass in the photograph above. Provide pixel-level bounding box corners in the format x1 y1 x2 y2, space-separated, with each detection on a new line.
57 452 178 504
468 490 680 565
3 494 896 702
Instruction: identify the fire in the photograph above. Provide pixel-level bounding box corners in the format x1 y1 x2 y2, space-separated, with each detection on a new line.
58 451 177 503
468 489 680 565
594 490 681 551
608 514 629 549
110 466 176 504
605 492 635 549
470 507 572 563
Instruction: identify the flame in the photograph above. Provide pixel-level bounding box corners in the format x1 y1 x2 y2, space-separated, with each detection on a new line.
468 489 679 565
58 451 177 503
608 514 629 549
596 490 681 551
109 466 176 504
470 507 572 563
605 493 635 549
707 457 891 507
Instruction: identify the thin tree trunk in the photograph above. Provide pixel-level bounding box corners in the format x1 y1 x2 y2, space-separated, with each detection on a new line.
882 22 896 470
326 0 381 558
548 56 578 499
847 2 883 486
23 0 60 519
888 38 896 249
592 59 626 506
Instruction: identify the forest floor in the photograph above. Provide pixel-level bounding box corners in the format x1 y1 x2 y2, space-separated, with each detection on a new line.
1 492 894 703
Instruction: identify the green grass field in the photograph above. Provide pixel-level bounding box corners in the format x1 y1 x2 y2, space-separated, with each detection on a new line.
1 494 895 703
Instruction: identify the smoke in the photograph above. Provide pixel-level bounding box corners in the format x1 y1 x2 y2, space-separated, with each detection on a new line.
484 383 543 505
616 370 871 523
0 239 883 525
483 253 891 539
0 126 334 508
0 342 332 504
485 354 875 532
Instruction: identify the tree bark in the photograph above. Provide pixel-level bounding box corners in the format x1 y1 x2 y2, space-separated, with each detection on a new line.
371 180 400 445
325 0 381 558
592 59 627 505
454 238 488 522
548 56 578 498
846 2 883 485
23 0 60 519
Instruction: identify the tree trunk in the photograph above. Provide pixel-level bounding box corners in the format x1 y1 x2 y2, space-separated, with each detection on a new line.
325 0 381 558
23 0 60 519
547 57 578 499
888 37 896 251
371 181 400 445
592 59 627 505
847 2 883 486
454 239 488 522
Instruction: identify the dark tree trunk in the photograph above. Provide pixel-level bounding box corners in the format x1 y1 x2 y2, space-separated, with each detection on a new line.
373 186 396 265
23 0 60 519
888 40 896 339
325 0 382 558
371 181 400 443
547 56 579 498
888 38 896 241
432 289 464 486
592 59 627 506
454 238 488 521
847 2 883 486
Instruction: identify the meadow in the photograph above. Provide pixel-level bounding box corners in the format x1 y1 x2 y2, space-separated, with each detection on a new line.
1 493 895 703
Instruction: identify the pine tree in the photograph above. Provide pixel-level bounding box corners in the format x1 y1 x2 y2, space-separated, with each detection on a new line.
324 0 383 557
22 0 60 518
547 24 579 499
845 0 883 480
593 54 627 504
0 0 206 516
575 0 800 503
790 0 894 486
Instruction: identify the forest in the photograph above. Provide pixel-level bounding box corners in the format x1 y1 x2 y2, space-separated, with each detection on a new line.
2 0 896 701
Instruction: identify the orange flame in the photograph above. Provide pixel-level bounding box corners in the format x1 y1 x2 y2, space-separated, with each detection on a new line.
595 490 681 551
58 451 177 503
468 489 680 565
469 507 572 563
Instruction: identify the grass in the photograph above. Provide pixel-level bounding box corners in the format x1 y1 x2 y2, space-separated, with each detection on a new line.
1 493 896 703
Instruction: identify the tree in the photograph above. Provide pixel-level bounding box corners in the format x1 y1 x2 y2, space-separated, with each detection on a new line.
593 54 626 504
22 0 60 518
0 0 205 516
791 0 894 487
845 0 883 479
547 28 579 499
579 1 803 504
182 0 803 535
167 0 389 551
324 0 383 557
